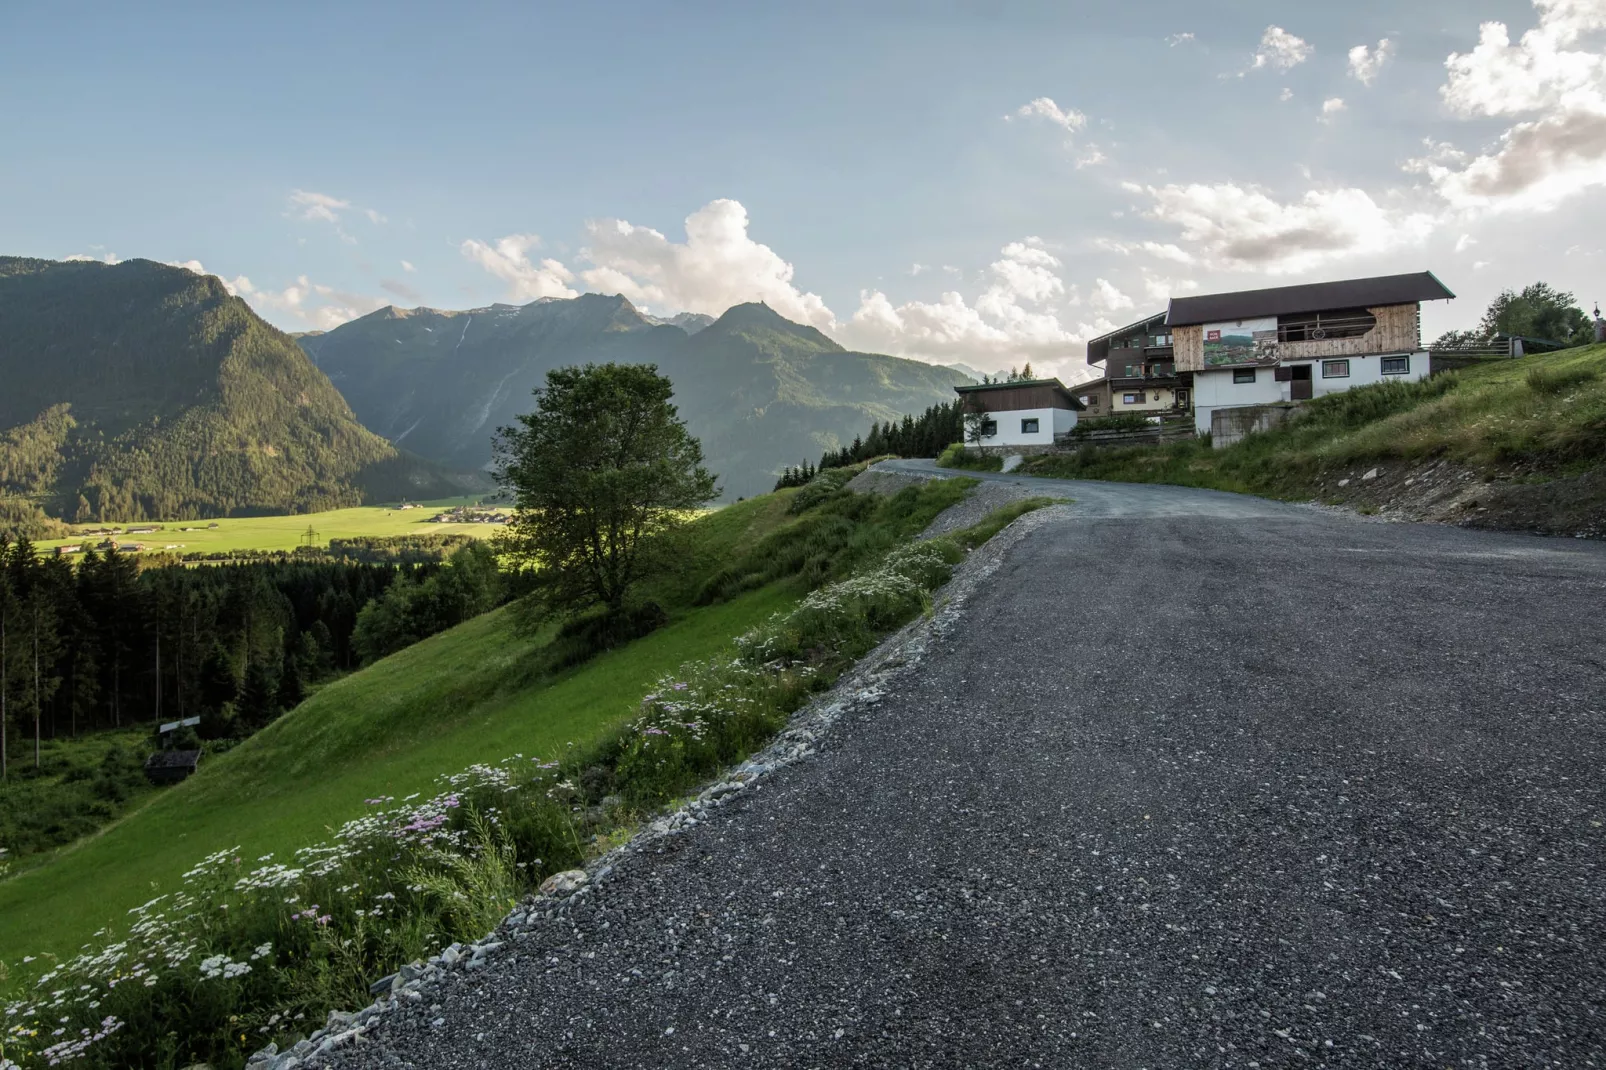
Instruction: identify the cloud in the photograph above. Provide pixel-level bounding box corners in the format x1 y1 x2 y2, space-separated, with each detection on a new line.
1320 97 1347 122
1348 38 1395 85
1166 32 1195 47
459 233 579 302
1455 233 1478 252
1250 26 1312 72
576 198 835 328
1280 87 1294 102
1141 273 1199 305
400 260 416 273
287 190 350 224
380 278 425 304
364 208 387 225
1009 96 1088 133
841 238 1089 365
64 251 120 264
1411 0 1606 211
1135 182 1436 274
170 259 384 330
1075 145 1108 169
1090 278 1134 314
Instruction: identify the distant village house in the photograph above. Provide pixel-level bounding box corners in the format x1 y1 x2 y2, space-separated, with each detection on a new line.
954 378 1086 451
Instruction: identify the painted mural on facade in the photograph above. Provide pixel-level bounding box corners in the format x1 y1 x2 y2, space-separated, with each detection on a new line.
1202 317 1279 367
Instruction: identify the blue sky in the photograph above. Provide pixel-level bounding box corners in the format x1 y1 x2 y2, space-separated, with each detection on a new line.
4 0 1603 377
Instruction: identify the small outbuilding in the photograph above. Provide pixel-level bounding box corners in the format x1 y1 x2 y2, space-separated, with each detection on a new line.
955 378 1086 451
144 749 202 784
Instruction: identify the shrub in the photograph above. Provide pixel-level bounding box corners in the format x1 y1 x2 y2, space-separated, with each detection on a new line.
935 444 1002 472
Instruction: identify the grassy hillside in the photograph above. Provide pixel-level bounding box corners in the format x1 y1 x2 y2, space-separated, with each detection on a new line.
0 257 466 534
1022 345 1606 534
0 477 971 961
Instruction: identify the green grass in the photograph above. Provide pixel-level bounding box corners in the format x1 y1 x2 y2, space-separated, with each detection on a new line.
0 475 970 962
1019 345 1606 495
0 727 156 864
29 498 502 556
0 588 794 961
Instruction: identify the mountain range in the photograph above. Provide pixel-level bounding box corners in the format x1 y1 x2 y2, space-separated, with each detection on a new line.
0 257 975 536
298 294 973 498
0 257 465 537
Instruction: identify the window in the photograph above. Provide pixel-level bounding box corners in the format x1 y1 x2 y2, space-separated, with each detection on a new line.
1124 364 1143 377
1020 417 1040 434
1122 392 1143 405
1232 368 1257 384
1381 355 1410 375
980 418 997 437
1322 359 1350 379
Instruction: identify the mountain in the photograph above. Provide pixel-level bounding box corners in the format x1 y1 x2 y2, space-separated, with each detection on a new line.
299 295 973 498
0 257 468 535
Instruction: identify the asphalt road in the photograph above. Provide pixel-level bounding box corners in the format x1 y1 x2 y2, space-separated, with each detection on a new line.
335 476 1606 1069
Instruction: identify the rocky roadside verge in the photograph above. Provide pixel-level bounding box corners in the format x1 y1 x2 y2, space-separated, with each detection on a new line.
249 494 1071 1070
1303 458 1606 539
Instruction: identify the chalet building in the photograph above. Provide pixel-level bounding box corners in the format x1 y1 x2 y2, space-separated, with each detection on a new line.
1073 377 1112 416
1169 272 1455 437
1085 312 1192 415
955 378 1085 450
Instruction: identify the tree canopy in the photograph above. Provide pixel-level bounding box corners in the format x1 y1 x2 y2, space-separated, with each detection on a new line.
495 363 718 617
1480 283 1594 345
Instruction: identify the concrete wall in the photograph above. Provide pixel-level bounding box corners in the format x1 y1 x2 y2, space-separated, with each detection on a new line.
971 405 1077 448
1209 403 1303 448
1193 350 1428 434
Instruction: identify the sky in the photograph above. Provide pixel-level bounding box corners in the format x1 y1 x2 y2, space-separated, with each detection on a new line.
3 0 1604 382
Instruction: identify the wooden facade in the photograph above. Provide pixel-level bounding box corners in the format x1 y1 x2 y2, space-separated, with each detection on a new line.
1174 304 1422 372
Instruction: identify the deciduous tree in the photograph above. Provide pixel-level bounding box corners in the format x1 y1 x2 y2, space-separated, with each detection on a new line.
496 364 717 618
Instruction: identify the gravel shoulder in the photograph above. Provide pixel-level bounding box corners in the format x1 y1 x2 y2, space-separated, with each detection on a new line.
316 478 1606 1070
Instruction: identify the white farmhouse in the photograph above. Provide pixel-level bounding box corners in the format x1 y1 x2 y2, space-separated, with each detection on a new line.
1168 273 1456 440
955 378 1086 451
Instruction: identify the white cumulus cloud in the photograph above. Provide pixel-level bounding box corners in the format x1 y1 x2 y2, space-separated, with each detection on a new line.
1135 182 1436 274
1320 97 1347 122
1010 96 1088 133
1250 26 1312 72
577 198 834 328
1348 38 1395 85
1411 0 1606 212
460 233 579 302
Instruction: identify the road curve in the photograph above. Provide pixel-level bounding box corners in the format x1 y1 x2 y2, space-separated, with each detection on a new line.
333 477 1606 1069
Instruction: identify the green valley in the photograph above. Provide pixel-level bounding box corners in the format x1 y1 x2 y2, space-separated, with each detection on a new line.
0 257 469 539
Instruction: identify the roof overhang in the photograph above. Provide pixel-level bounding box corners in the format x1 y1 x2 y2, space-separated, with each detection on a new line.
1085 311 1169 367
1166 271 1455 328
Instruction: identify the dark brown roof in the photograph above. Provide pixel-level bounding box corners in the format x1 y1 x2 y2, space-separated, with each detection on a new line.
145 749 202 770
1085 311 1168 367
954 378 1085 411
1165 272 1455 328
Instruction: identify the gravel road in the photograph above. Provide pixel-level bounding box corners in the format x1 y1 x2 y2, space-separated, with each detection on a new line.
328 470 1606 1069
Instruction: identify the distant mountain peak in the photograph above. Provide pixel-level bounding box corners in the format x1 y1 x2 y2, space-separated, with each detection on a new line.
707 301 844 353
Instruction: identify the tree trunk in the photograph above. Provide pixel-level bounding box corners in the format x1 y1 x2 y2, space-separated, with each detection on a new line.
33 606 41 770
2 612 7 782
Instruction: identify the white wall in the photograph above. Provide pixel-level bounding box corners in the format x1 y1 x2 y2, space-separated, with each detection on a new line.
1193 351 1428 434
972 406 1076 447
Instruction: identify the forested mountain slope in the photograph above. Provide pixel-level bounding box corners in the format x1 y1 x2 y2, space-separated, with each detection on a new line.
0 257 463 534
300 295 972 498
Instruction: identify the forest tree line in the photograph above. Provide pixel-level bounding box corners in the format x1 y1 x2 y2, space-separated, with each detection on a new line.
775 400 965 489
0 538 504 776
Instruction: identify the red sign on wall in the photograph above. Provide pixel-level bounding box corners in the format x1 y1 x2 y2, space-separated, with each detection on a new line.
1206 330 1221 341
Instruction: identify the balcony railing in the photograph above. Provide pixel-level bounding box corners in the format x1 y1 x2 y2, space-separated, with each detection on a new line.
1276 312 1377 343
